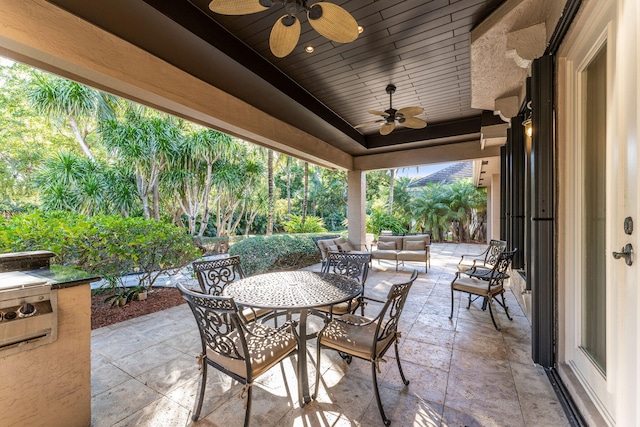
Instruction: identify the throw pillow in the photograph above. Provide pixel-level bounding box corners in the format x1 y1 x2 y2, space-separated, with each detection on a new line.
337 242 353 252
405 240 424 251
327 244 339 253
377 241 396 250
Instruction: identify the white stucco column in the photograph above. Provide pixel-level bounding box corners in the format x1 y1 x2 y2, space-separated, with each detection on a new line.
347 170 366 247
490 173 501 240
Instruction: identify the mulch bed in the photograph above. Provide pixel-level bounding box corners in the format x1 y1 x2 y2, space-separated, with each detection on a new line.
91 287 186 330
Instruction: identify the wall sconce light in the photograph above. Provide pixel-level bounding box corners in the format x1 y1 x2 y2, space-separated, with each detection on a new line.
522 116 533 137
522 101 532 137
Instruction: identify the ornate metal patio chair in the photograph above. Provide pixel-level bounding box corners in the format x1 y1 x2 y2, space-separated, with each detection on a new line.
318 252 371 316
314 270 419 426
457 239 507 277
450 249 517 330
191 256 268 322
178 284 299 426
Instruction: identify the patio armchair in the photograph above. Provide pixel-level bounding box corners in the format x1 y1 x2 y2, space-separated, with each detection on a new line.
191 256 269 322
450 249 517 330
178 284 299 426
314 270 419 426
457 239 507 277
317 252 371 316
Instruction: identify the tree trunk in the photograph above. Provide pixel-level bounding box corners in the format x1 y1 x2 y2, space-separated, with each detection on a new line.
198 162 214 236
68 115 95 160
388 168 396 215
286 156 291 214
267 149 274 235
302 161 309 223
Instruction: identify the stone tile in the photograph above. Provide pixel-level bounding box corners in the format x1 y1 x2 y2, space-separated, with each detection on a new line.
112 396 191 427
135 353 200 395
442 405 524 427
510 362 571 427
359 386 444 427
166 370 240 415
400 338 452 372
406 325 456 349
111 342 186 377
383 358 449 405
92 362 133 397
91 378 162 427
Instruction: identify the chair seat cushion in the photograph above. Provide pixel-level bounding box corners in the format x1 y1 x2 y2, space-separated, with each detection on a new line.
319 314 394 361
316 299 360 315
371 250 398 260
397 250 425 261
452 276 503 296
241 307 272 322
206 322 296 379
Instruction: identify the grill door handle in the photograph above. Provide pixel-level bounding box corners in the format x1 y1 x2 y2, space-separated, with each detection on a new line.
612 243 634 266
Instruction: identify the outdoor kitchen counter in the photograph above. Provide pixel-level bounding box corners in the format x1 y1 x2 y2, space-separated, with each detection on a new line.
0 251 99 427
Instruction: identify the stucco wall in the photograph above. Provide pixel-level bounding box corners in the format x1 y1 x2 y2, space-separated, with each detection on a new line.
0 284 92 427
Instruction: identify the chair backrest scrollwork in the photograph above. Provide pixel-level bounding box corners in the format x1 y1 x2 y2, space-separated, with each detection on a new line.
487 249 517 289
485 239 508 266
375 270 418 346
323 252 371 286
192 256 245 296
178 284 249 364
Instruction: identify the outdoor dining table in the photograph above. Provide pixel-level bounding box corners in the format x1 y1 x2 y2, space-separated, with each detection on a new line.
224 270 362 406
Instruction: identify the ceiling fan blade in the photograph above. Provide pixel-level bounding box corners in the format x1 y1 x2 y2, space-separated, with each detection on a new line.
354 120 384 129
397 106 424 117
368 110 389 117
209 0 269 15
307 2 359 43
380 122 396 135
401 117 427 129
269 15 301 58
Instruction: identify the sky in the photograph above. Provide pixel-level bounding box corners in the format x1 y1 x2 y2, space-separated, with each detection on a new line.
396 162 455 178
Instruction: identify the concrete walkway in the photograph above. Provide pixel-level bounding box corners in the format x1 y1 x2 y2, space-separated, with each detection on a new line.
90 243 570 426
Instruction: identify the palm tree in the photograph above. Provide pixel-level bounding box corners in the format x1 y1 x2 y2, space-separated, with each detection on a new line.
409 183 452 241
446 179 486 242
27 72 117 160
99 106 179 220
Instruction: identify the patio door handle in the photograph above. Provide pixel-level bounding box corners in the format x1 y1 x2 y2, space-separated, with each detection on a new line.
612 243 633 266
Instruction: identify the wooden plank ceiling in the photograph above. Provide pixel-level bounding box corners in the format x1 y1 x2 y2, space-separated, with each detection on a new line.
48 0 506 156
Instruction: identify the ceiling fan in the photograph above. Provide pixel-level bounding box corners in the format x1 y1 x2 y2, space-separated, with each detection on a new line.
208 0 359 58
356 85 427 135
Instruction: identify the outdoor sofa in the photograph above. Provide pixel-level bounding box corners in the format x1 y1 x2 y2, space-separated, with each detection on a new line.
313 235 371 269
371 234 431 272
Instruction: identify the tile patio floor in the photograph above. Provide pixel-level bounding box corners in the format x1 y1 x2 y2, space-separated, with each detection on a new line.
91 243 570 427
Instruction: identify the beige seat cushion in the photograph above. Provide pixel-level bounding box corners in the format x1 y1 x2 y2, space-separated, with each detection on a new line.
319 314 394 361
376 241 396 250
370 249 398 260
241 307 272 322
316 299 360 315
404 240 425 251
205 322 296 379
452 276 503 296
397 250 425 261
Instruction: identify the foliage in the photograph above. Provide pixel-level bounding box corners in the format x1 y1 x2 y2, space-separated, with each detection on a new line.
0 211 200 289
366 209 406 235
282 215 327 233
228 234 319 275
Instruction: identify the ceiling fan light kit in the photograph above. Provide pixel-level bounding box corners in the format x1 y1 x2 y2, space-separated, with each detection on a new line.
355 84 427 135
209 0 359 58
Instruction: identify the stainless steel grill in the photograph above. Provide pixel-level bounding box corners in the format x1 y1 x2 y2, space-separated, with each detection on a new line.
0 271 58 357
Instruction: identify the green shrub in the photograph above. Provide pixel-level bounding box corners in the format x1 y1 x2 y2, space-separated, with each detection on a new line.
0 211 200 289
282 215 327 233
228 234 319 275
